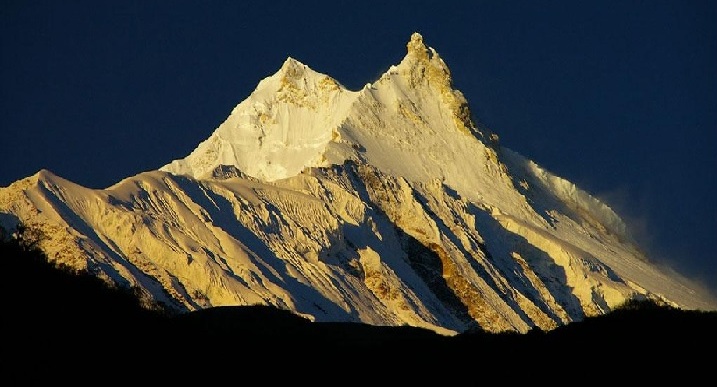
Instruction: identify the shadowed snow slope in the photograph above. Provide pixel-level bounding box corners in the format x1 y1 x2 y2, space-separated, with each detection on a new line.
2 33 714 335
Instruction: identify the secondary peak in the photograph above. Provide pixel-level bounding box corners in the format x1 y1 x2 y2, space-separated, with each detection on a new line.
279 57 308 78
407 32 431 60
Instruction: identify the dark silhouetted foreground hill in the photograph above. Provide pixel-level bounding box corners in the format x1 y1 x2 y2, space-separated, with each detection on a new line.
3 227 715 382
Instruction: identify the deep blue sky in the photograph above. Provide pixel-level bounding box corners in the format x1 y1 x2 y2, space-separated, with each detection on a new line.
2 1 715 292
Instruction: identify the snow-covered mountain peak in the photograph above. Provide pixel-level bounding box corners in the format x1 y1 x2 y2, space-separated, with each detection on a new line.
403 32 442 68
249 56 347 106
276 57 319 84
280 56 306 73
374 32 480 142
271 56 343 91
160 56 357 181
162 33 490 183
395 32 453 90
2 33 716 338
406 32 431 59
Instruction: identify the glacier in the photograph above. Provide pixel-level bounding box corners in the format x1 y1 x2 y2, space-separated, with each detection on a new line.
2 33 714 334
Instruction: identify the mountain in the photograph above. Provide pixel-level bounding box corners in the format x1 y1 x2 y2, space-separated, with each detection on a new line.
1 33 714 335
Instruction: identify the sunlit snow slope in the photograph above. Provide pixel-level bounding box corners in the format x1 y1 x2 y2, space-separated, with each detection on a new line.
2 33 714 334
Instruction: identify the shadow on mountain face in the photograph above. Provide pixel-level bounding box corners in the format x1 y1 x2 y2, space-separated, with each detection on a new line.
469 203 587 323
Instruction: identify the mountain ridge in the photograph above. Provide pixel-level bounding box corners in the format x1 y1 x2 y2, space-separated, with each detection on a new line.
2 33 715 336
